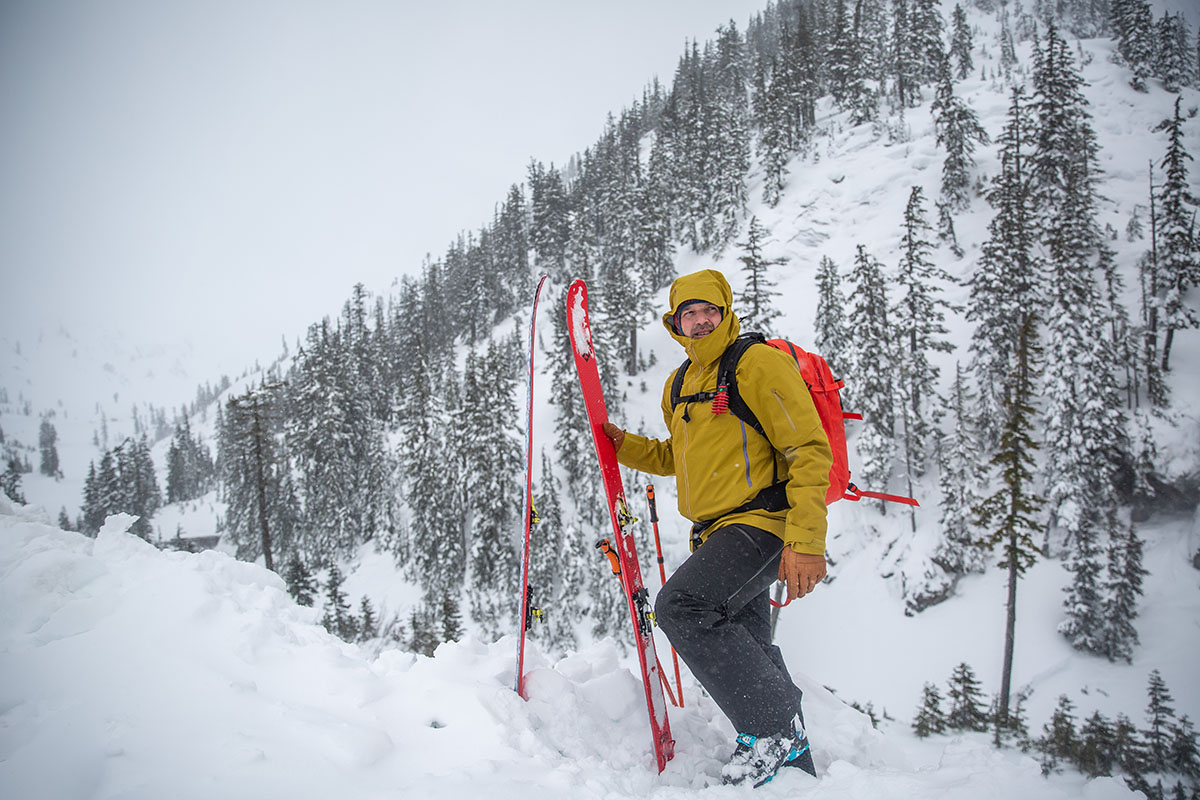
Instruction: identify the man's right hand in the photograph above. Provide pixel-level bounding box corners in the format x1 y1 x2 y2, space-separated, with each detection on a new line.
601 421 626 452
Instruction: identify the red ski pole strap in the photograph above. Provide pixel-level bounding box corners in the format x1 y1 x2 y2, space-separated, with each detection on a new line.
844 483 921 507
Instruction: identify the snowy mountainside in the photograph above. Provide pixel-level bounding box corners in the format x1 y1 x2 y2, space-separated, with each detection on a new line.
2 0 1200 794
613 17 1200 622
0 503 1143 799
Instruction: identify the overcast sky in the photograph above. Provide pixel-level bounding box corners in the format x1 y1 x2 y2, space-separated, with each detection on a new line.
0 0 767 378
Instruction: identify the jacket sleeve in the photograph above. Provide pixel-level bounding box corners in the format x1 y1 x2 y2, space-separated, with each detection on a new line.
613 371 677 477
739 348 832 555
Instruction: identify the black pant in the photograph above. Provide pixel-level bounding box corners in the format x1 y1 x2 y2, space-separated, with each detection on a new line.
655 523 805 737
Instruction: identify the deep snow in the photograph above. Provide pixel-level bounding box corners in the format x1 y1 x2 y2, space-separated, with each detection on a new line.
3 2 1200 798
0 502 1160 799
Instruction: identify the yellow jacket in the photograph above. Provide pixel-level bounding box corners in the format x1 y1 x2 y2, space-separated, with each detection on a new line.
616 270 832 556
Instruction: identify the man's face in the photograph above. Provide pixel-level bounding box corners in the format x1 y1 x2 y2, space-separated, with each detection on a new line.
678 302 722 339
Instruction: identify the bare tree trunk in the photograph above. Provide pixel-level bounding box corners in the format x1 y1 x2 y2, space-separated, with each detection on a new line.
998 540 1018 729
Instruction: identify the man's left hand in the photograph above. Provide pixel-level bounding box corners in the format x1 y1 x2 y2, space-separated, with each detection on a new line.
779 548 827 602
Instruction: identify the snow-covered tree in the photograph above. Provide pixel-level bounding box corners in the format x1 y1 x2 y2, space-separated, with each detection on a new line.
935 363 987 576
846 244 897 500
736 216 785 335
913 682 948 737
932 54 990 210
1157 97 1199 372
949 4 974 79
814 255 850 375
1100 522 1149 663
946 662 990 732
893 185 957 481
38 418 60 478
968 87 1040 451
975 312 1043 733
1037 695 1080 775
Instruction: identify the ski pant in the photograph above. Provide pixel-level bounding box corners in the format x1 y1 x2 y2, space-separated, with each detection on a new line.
654 523 805 738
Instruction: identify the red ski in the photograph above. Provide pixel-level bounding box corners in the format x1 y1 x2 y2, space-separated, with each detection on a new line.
566 278 675 773
515 274 548 699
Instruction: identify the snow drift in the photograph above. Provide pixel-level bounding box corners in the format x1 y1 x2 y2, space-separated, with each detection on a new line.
0 501 1138 799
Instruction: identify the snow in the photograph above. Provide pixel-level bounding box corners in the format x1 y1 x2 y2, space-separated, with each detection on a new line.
3 1 1200 797
569 283 595 361
0 502 1150 799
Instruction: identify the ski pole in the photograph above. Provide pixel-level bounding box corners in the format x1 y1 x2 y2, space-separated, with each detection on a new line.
646 485 684 707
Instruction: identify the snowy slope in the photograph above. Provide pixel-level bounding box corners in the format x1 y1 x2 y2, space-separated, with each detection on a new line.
0 501 1143 799
3 0 1200 796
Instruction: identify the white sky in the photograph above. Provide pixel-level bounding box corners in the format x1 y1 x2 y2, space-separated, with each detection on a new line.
0 0 767 378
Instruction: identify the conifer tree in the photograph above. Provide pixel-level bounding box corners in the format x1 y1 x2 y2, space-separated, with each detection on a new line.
1100 521 1148 663
913 682 948 737
846 245 897 500
757 56 792 207
936 363 987 575
440 592 464 643
814 255 850 375
1113 0 1157 90
1139 163 1171 407
968 87 1040 451
736 216 785 335
946 662 990 732
1157 97 1199 372
950 4 974 79
408 605 440 657
166 416 214 504
893 185 957 482
1037 695 1080 775
358 596 378 642
1155 13 1193 92
998 9 1019 77
829 0 875 121
1170 715 1200 780
1113 713 1147 777
1077 711 1115 777
465 338 523 641
399 339 463 600
321 564 358 642
284 556 318 607
38 418 60 478
528 161 572 285
932 54 990 210
220 383 294 570
909 0 946 84
891 0 922 107
975 313 1043 733
1 458 25 505
1145 670 1178 775
706 22 753 252
1057 509 1107 654
1129 411 1160 514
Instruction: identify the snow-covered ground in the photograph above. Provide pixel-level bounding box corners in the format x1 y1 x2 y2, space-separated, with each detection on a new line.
1 501 1163 799
3 1 1200 797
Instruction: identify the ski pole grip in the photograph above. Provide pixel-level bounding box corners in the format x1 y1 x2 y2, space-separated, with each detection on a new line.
595 538 621 576
646 485 659 523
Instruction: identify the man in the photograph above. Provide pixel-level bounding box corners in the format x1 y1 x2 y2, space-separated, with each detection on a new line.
601 268 831 787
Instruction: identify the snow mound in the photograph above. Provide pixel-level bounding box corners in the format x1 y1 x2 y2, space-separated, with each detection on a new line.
0 507 1136 798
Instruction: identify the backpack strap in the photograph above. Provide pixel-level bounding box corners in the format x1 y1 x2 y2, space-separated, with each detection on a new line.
717 332 768 437
669 332 770 429
669 358 716 423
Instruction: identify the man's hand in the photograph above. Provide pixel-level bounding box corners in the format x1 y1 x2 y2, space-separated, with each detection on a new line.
601 421 626 452
779 548 827 601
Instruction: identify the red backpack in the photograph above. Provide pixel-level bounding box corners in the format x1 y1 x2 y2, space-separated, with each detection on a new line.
669 332 918 509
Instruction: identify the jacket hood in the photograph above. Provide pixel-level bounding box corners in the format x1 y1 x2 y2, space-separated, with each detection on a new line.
662 269 740 366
